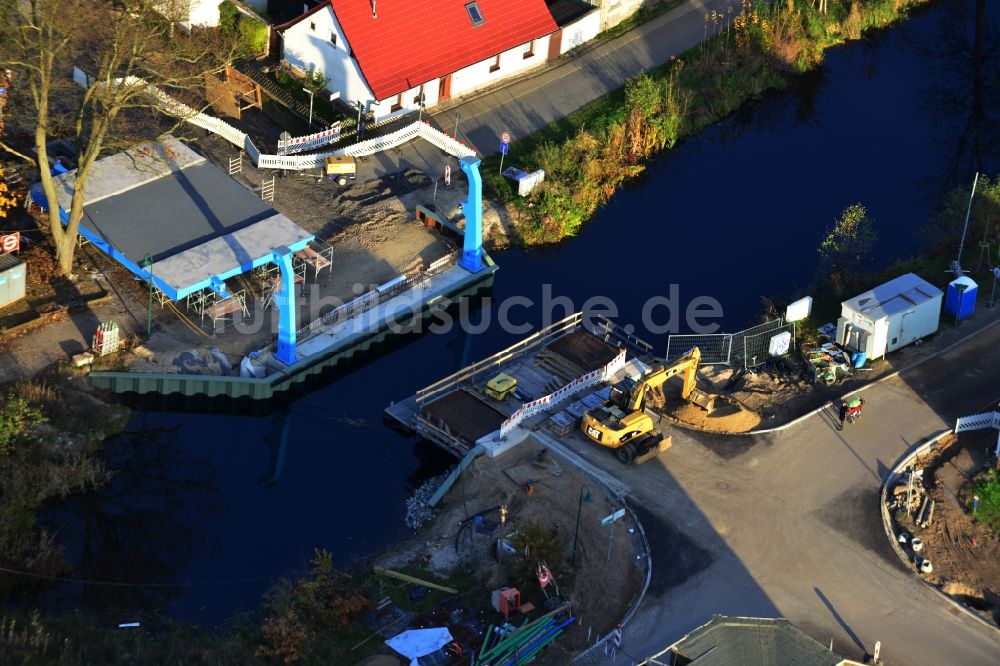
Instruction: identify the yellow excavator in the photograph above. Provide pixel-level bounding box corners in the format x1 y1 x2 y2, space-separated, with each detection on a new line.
581 347 703 463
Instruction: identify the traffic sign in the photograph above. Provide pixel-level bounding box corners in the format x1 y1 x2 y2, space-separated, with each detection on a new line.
500 131 511 144
1 232 19 253
613 625 622 648
600 508 625 526
500 141 509 156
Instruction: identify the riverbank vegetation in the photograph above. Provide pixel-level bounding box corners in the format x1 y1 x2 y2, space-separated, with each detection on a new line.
488 0 931 245
798 174 999 328
0 376 127 598
0 554 477 665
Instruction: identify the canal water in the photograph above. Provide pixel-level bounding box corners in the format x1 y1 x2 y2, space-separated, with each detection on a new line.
42 0 998 626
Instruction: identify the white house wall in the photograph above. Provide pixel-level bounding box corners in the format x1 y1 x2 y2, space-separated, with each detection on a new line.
281 6 377 110
450 35 551 98
366 35 552 122
560 10 600 55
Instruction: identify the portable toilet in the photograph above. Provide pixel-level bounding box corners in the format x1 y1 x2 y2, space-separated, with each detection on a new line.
944 275 977 321
0 254 26 309
836 273 942 360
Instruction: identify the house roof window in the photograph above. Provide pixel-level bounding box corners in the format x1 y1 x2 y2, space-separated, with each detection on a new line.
465 2 485 27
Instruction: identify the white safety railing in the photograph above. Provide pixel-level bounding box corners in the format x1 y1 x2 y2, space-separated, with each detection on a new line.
497 349 627 438
954 411 1000 433
277 124 343 155
72 68 478 174
417 122 477 157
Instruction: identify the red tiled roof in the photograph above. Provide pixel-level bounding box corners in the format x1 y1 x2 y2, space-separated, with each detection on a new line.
311 0 557 100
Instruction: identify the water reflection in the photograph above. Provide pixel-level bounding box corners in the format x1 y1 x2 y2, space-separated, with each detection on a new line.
921 0 999 190
47 424 219 615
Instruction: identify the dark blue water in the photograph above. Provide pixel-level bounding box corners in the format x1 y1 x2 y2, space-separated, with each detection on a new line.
44 0 998 626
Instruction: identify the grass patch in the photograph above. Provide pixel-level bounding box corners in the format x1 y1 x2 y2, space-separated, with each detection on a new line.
598 0 687 41
971 468 1000 532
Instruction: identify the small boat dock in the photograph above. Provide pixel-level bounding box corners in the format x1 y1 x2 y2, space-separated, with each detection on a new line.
385 312 653 457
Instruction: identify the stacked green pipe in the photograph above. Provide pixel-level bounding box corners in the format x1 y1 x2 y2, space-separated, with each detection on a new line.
475 614 575 665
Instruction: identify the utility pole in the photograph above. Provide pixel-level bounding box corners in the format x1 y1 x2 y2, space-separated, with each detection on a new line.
497 505 508 589
302 87 315 128
453 110 460 139
957 172 980 267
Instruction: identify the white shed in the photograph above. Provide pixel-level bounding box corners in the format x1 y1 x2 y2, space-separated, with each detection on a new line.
836 273 942 360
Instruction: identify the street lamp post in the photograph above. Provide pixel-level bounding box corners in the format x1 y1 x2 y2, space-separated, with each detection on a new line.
302 87 315 128
571 484 593 566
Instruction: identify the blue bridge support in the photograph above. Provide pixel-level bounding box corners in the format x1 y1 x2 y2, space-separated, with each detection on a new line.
459 156 484 273
272 248 298 365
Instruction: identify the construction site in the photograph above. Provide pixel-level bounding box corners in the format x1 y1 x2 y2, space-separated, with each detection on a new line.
20 71 501 402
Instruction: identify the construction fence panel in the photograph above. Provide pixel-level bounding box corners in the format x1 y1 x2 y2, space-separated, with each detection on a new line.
736 320 796 370
666 334 731 365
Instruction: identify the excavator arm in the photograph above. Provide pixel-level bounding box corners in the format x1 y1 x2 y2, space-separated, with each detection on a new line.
628 347 702 411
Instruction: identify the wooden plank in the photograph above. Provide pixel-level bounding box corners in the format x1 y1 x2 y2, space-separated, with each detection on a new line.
372 566 458 594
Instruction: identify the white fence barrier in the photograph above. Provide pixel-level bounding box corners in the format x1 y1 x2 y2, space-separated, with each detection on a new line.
72 70 477 174
277 124 342 155
955 411 1000 433
498 349 627 438
417 122 477 158
954 411 1000 459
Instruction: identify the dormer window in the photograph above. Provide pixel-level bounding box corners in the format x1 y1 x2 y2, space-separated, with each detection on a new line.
330 32 337 47
309 21 316 31
465 2 485 27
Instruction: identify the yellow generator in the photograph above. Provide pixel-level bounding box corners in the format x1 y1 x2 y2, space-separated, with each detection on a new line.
324 156 357 186
485 373 518 401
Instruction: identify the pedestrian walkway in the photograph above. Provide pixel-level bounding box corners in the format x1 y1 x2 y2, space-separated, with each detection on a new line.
430 0 739 154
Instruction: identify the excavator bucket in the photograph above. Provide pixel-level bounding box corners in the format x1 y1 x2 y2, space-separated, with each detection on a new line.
688 387 716 413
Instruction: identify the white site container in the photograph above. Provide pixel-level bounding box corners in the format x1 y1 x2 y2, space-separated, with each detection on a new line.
836 273 942 360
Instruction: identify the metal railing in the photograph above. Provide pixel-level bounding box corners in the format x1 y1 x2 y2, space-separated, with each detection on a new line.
415 312 585 407
296 250 456 342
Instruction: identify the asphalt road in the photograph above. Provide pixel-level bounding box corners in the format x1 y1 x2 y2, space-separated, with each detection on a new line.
545 318 1000 664
359 0 741 182
431 0 741 155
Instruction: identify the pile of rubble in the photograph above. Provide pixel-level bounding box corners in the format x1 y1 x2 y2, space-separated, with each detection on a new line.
888 466 936 574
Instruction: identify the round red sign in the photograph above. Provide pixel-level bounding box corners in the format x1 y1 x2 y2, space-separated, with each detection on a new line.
1 233 18 253
500 131 511 144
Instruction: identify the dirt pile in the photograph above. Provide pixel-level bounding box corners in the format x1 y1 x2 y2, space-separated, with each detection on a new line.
661 395 761 433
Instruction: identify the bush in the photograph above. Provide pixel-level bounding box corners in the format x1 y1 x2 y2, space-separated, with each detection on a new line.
0 394 46 457
219 1 268 56
256 549 371 663
971 469 1000 532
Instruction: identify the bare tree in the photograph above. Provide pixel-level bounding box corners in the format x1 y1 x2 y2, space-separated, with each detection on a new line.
0 0 233 275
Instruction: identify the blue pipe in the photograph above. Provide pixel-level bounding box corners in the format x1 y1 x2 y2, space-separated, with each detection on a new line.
501 616 575 666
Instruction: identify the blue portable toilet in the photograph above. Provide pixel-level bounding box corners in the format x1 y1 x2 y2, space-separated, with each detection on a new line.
944 275 977 321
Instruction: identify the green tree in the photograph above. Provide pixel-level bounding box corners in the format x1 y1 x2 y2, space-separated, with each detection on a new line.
508 522 567 589
818 203 878 291
930 174 1000 262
